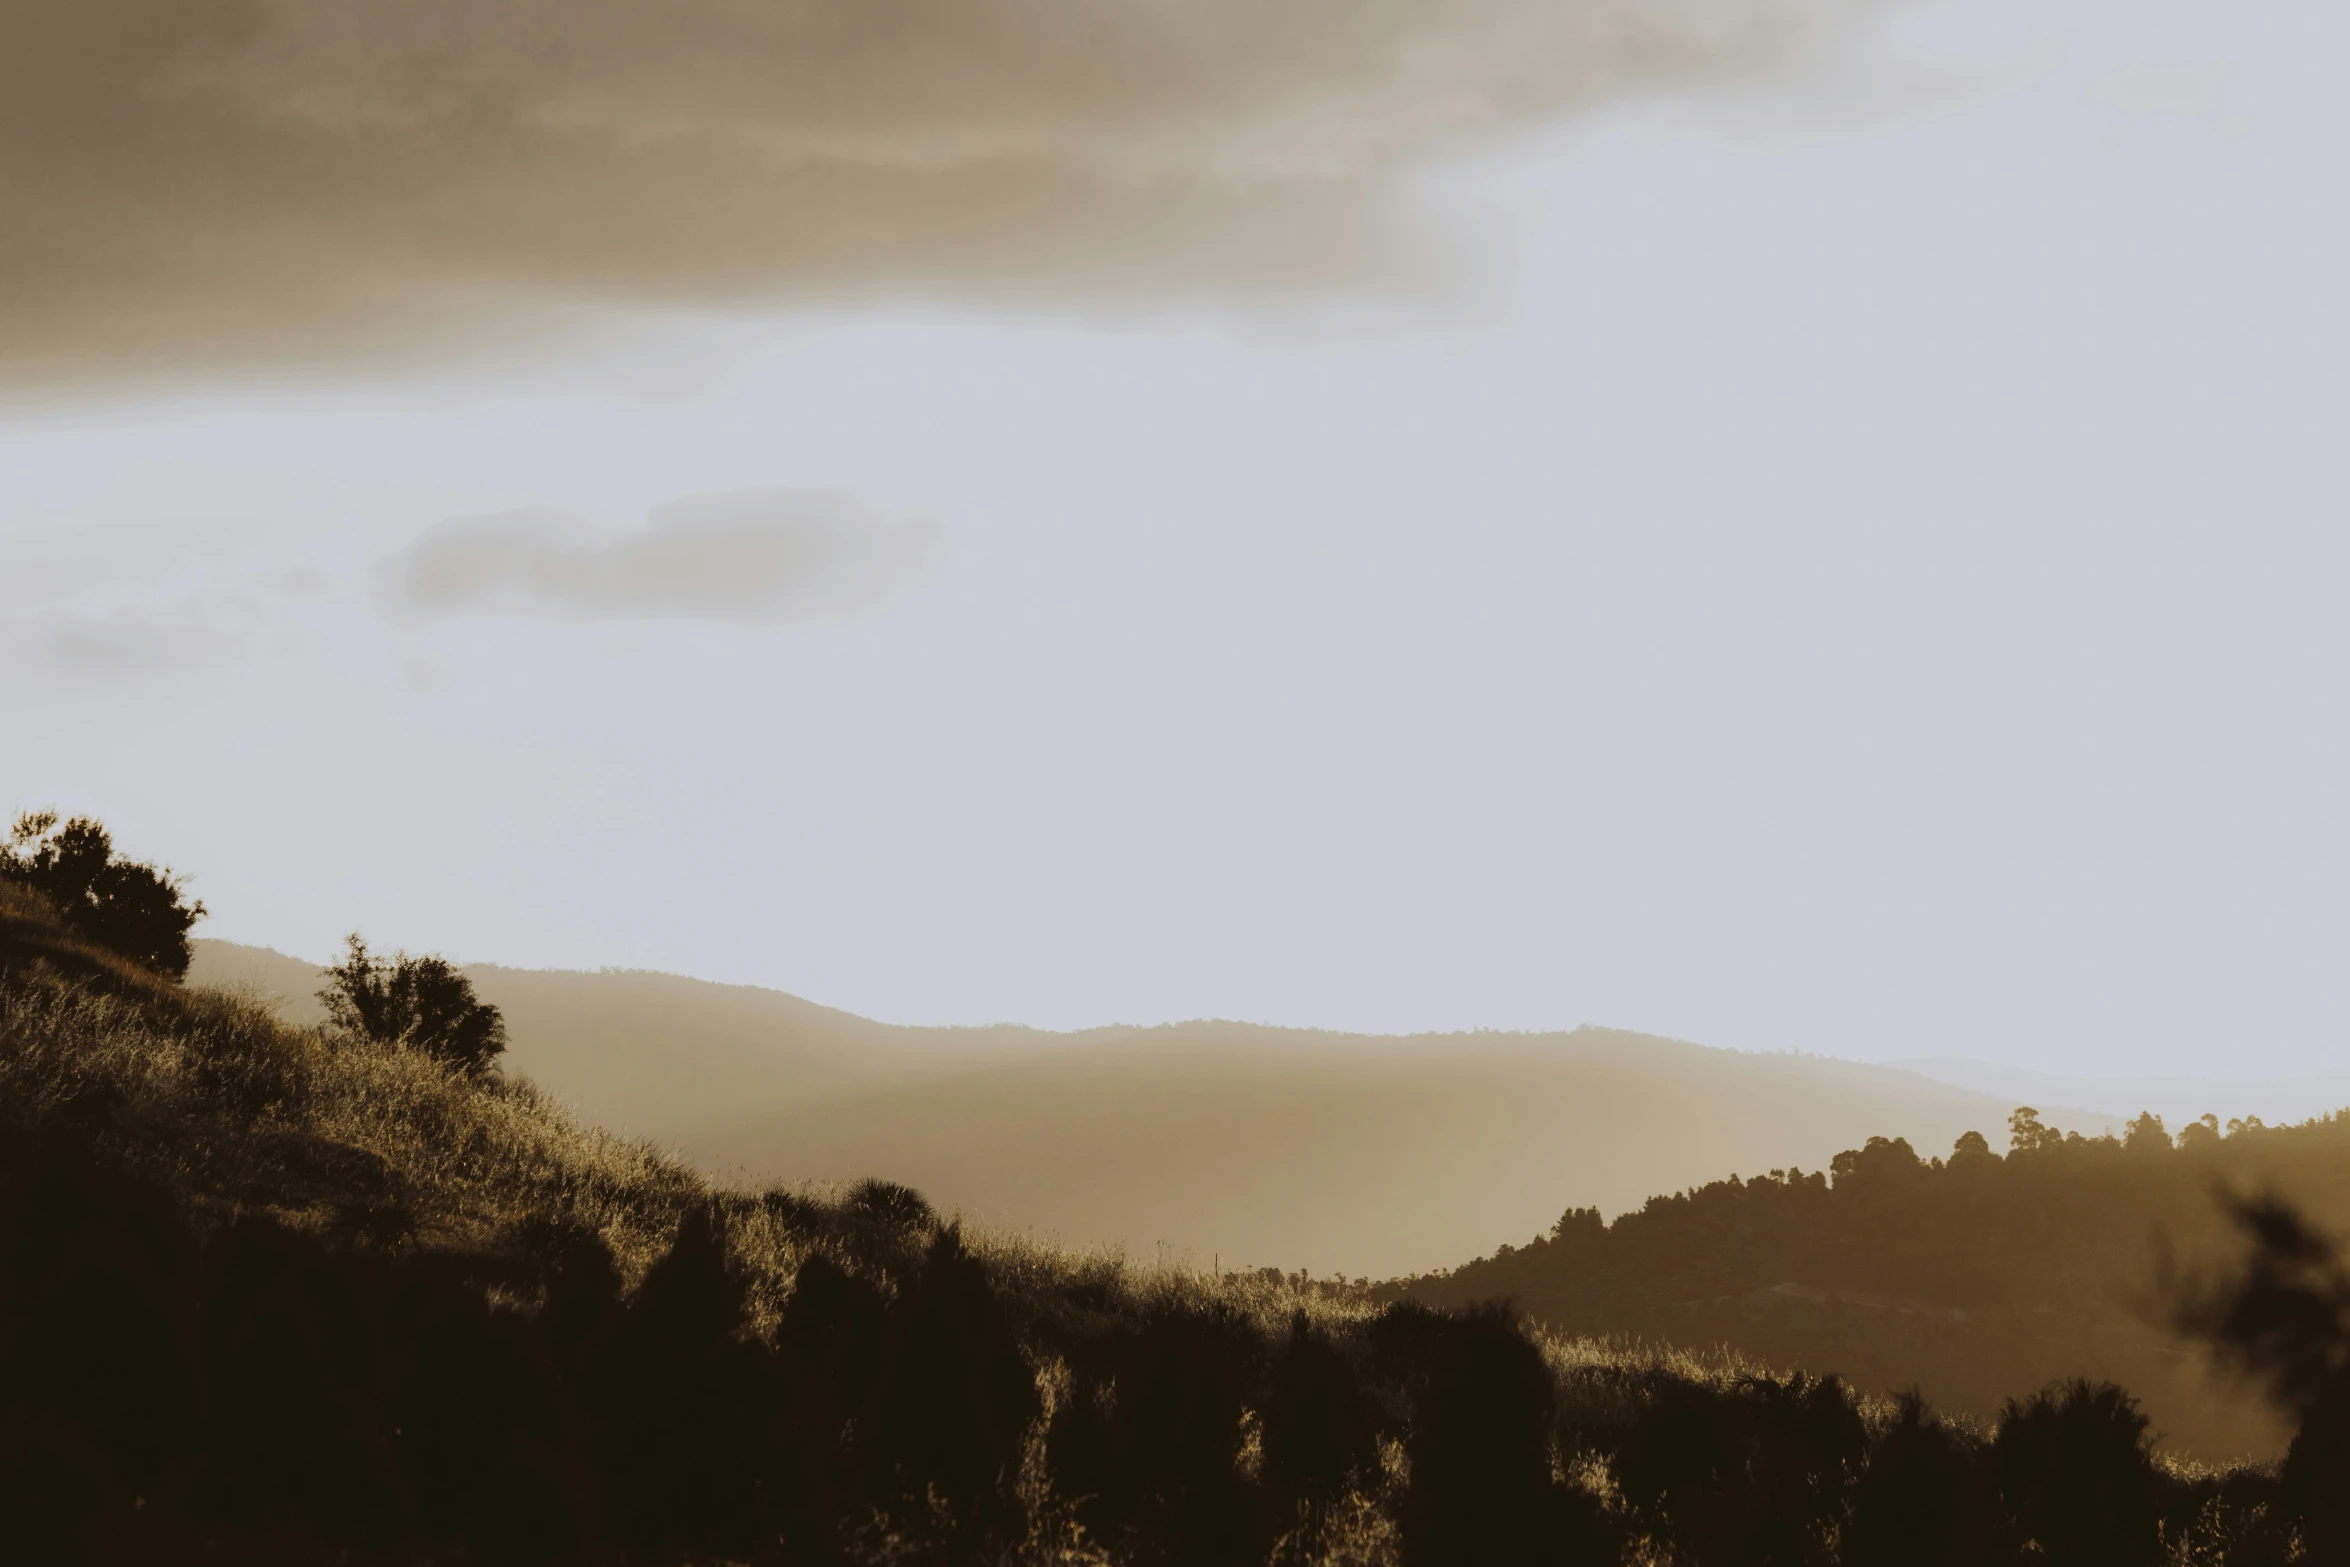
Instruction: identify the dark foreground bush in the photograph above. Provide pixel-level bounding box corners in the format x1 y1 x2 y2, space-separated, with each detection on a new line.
1993 1379 2162 1567
1614 1371 1863 1566
0 1129 1034 1566
1400 1304 1611 1567
2174 1193 2350 1562
1842 1394 1993 1567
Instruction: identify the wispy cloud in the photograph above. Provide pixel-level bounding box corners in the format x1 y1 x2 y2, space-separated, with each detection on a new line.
3 547 322 677
41 609 245 675
3 0 1862 383
389 488 939 625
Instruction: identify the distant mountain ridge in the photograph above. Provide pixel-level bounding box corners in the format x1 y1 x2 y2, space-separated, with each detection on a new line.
190 939 2120 1277
1892 1055 2350 1131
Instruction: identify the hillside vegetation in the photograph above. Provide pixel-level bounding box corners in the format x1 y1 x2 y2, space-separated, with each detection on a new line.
1393 1113 2350 1459
191 940 2118 1279
8 829 2348 1563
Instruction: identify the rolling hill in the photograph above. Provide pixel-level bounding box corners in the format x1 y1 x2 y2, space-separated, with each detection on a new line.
192 939 2116 1278
12 894 2315 1561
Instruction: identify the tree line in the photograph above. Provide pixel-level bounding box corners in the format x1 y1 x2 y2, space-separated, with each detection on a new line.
1395 1099 2350 1459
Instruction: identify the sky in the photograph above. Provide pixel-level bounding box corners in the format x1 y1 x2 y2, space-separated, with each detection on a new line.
5 0 2346 1080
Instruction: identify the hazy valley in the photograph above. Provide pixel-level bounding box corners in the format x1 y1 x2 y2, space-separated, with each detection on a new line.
194 939 2123 1279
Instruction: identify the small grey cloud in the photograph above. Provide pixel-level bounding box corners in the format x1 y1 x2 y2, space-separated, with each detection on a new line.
42 612 236 674
391 488 940 625
6 549 287 677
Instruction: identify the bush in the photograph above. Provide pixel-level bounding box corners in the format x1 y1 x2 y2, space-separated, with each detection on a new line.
1401 1304 1610 1567
1994 1379 2162 1567
1844 1393 1995 1567
1261 1309 1377 1511
2173 1195 2350 1559
319 934 506 1076
0 812 205 979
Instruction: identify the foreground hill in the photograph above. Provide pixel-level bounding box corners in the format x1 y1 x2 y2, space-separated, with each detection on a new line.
9 888 2334 1563
192 939 2112 1278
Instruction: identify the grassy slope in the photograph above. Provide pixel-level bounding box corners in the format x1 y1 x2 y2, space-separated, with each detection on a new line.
4 889 1766 1563
177 931 2318 1461
191 939 2117 1278
8 899 2306 1562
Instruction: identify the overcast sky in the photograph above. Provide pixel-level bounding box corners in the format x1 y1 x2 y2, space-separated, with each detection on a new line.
5 0 2345 1080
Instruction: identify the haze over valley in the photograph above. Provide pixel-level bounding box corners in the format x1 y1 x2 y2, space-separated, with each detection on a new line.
200 938 2192 1277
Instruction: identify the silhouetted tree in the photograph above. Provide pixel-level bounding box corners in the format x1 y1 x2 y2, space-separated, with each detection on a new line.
0 812 205 978
2173 1194 2350 1558
861 1224 1040 1554
1261 1310 1377 1517
1400 1305 1607 1567
2009 1105 2062 1155
845 1176 937 1237
320 935 506 1076
1616 1372 1860 1566
1831 1135 1924 1191
2124 1112 2172 1155
773 1253 891 1561
1104 1299 1267 1565
1616 1380 1741 1548
1993 1379 2162 1567
583 1201 776 1561
1843 1393 1995 1567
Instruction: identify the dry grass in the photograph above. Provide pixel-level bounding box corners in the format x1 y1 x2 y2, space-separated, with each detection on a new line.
0 936 1862 1418
1 926 2291 1565
0 966 697 1272
0 947 1394 1344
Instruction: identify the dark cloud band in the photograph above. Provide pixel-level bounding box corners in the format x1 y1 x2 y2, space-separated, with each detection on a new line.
1 0 1854 384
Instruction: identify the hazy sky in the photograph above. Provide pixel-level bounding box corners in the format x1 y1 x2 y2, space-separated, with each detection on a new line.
5 0 2345 1080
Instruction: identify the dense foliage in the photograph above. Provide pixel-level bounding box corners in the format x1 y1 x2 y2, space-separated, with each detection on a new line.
1396 1108 2350 1458
321 933 509 1076
0 812 204 979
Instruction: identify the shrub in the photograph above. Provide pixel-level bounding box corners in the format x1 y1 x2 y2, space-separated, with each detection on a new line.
846 1176 938 1236
1261 1309 1376 1511
1401 1304 1609 1567
0 812 205 979
860 1224 1040 1553
319 935 506 1076
2173 1195 2350 1559
1994 1379 2162 1567
1615 1371 1860 1565
1844 1393 1995 1567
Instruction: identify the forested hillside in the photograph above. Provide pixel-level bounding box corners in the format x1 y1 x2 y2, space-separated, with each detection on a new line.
8 825 2350 1562
190 939 2117 1278
1395 1112 2350 1458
